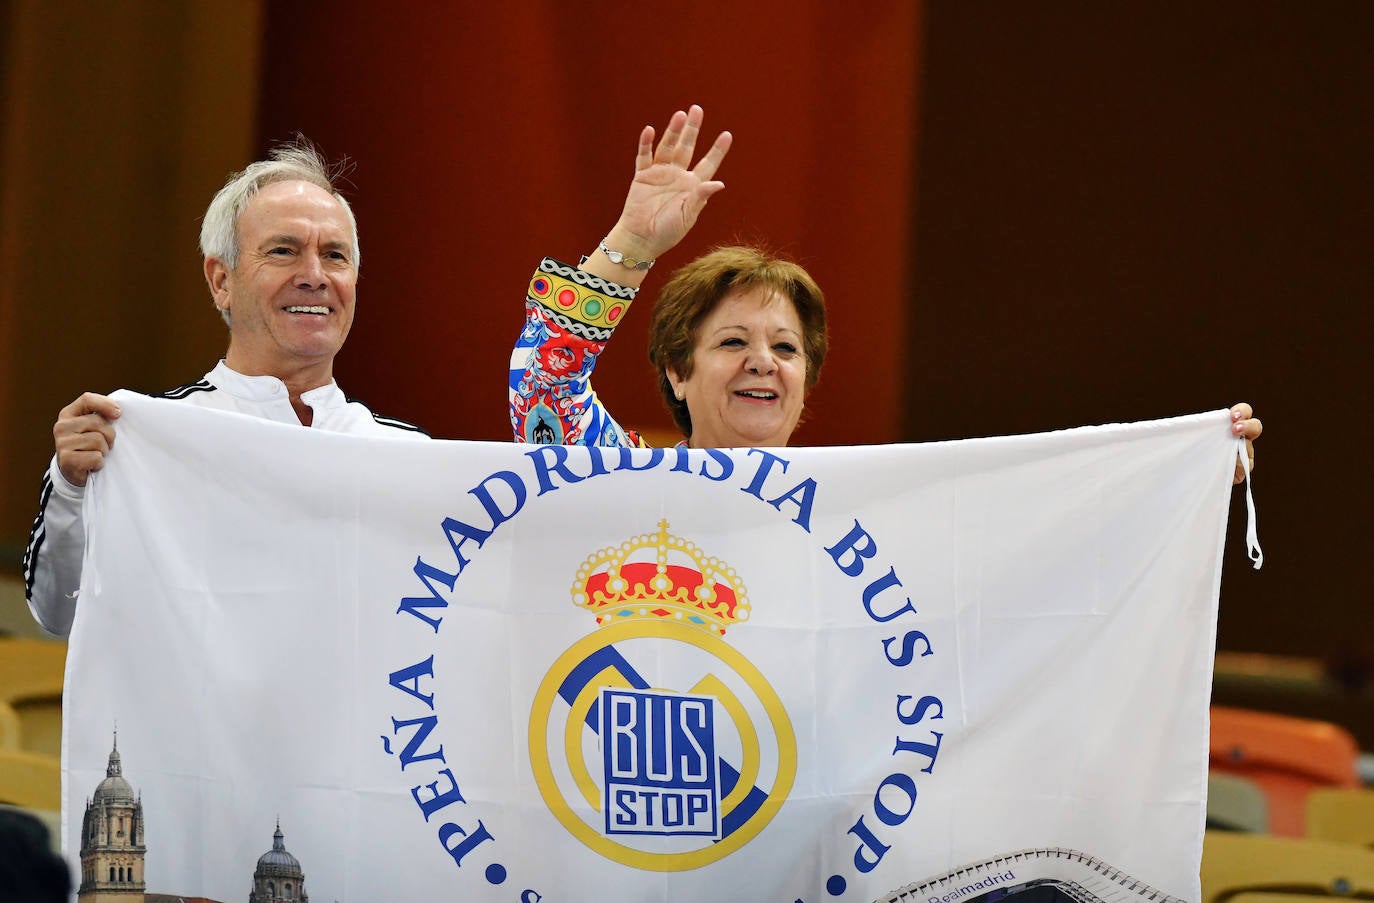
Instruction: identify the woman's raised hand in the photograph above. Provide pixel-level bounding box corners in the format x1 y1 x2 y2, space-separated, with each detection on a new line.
605 105 732 264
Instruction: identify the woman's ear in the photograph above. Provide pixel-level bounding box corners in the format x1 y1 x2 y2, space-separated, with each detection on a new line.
666 368 687 401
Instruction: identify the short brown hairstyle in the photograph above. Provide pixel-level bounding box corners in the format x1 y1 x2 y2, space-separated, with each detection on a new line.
648 246 828 439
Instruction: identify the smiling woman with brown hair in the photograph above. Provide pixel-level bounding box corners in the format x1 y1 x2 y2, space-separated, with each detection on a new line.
647 245 827 447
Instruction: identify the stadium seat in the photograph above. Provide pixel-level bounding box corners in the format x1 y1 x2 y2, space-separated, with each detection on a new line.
1202 831 1374 903
1207 772 1268 833
0 699 21 750
1306 787 1374 847
0 638 65 756
0 748 60 810
1211 652 1374 754
1210 706 1360 836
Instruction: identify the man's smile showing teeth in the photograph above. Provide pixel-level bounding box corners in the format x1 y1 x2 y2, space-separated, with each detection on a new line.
285 305 329 314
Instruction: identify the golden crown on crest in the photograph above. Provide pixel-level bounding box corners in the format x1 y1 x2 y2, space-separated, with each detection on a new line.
571 520 750 635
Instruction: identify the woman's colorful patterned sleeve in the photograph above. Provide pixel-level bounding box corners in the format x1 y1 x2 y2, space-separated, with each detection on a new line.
509 258 643 448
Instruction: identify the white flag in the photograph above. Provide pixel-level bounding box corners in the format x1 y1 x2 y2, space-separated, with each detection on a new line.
63 393 1244 902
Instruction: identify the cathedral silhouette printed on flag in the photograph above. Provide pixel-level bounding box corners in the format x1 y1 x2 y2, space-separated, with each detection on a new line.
75 734 311 903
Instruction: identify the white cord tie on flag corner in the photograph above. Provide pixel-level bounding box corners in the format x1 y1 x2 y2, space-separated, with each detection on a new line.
1238 436 1263 569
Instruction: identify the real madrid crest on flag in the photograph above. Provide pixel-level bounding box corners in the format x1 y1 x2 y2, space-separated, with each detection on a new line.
528 520 797 870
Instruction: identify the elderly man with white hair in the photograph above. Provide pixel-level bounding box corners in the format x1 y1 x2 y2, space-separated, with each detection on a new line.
22 139 426 638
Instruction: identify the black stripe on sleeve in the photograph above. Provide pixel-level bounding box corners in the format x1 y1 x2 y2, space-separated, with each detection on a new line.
20 472 54 601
